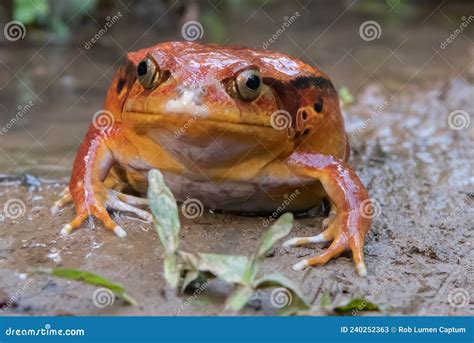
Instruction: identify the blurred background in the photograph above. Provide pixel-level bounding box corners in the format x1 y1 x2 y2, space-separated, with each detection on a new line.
0 0 472 178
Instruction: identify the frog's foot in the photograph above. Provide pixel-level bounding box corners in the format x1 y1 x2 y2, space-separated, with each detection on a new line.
283 212 367 276
60 190 150 238
51 187 73 215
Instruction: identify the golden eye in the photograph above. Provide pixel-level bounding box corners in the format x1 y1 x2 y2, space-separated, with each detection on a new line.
235 68 262 101
136 56 160 89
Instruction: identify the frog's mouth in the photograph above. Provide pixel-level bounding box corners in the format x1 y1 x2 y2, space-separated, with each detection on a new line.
122 110 295 169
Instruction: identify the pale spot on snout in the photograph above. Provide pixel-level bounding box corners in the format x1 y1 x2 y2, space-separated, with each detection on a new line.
165 87 208 117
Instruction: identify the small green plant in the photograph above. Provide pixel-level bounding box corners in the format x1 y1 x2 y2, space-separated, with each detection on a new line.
148 169 310 314
33 267 137 305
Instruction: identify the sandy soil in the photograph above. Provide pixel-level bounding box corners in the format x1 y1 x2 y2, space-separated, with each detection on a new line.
0 79 472 316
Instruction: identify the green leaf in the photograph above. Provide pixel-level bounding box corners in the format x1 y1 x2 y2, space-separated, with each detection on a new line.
255 213 293 260
179 251 248 285
320 290 331 309
225 285 254 312
339 87 354 105
254 273 310 315
32 267 137 305
333 298 380 314
164 254 180 290
148 169 181 255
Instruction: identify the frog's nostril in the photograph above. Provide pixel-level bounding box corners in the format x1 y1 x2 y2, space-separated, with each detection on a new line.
301 110 309 121
314 99 324 113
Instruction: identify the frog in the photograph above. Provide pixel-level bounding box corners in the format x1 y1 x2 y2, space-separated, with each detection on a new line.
52 41 372 276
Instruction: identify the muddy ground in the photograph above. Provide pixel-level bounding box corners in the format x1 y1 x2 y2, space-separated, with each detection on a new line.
0 77 472 316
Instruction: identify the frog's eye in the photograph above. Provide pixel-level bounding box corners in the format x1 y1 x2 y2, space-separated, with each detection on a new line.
137 57 160 89
235 68 262 101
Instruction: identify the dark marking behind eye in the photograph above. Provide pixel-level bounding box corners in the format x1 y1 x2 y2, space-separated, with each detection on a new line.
314 99 324 113
246 75 261 90
290 76 334 90
137 61 147 76
116 78 126 94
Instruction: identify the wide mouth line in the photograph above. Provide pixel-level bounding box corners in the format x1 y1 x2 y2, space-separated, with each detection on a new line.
122 110 275 129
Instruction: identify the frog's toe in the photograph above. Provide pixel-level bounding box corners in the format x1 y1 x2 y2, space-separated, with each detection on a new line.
51 187 73 215
282 231 330 247
290 237 346 271
59 211 89 236
111 190 149 207
106 194 152 223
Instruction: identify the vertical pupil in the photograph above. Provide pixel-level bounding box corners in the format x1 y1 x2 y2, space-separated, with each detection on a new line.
246 74 260 90
137 61 148 76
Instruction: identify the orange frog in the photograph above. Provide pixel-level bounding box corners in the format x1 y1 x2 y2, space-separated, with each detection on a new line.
52 42 372 276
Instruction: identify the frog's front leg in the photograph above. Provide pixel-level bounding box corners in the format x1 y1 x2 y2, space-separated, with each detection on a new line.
58 126 150 237
282 150 372 276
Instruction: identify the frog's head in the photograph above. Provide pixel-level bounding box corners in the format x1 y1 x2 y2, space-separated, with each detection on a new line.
107 42 346 166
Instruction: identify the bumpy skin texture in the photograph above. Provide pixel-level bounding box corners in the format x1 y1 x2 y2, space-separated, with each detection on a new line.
53 42 372 276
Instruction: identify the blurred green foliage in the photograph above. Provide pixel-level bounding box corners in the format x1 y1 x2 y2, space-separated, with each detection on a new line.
13 0 98 41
